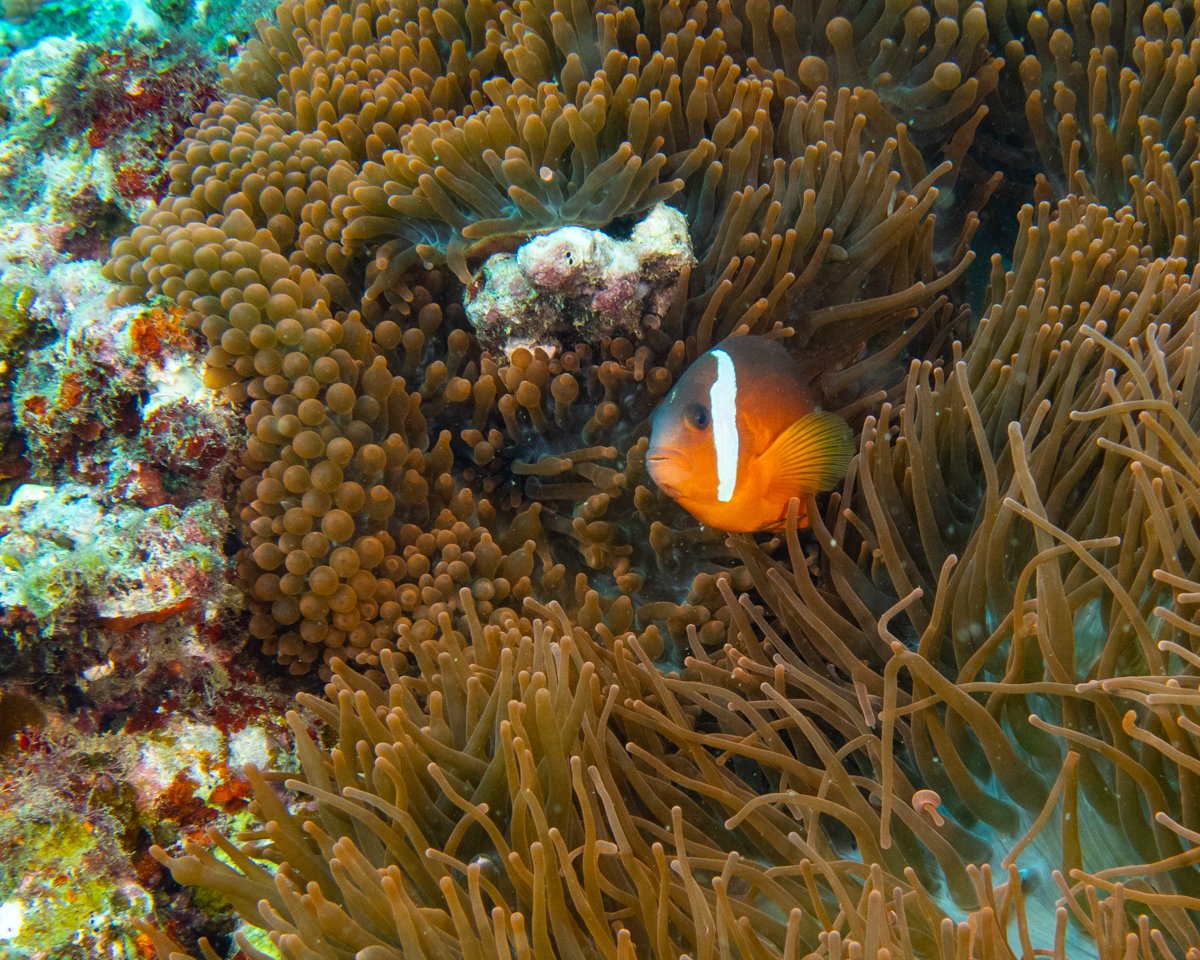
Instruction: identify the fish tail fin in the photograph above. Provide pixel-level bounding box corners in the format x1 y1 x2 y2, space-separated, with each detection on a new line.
763 411 855 497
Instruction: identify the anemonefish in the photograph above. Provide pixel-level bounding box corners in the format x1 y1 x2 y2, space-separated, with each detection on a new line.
646 336 855 533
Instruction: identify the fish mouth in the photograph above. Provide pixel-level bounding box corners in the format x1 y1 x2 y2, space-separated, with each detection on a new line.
646 450 685 497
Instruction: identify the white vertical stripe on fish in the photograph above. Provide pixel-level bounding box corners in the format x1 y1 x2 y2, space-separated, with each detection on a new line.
710 348 739 502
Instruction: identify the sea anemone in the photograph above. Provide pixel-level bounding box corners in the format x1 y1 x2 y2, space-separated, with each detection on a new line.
102 0 970 675
104 0 1200 953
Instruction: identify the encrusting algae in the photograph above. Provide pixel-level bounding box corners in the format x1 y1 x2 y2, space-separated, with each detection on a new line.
94 0 1200 954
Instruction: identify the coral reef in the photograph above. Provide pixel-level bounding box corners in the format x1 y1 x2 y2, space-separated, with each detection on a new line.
0 1 313 958
0 34 222 253
3 0 1193 955
0 0 269 57
0 484 228 624
0 118 268 952
0 661 296 960
55 39 221 208
11 264 238 502
0 37 114 238
0 239 246 718
0 689 43 755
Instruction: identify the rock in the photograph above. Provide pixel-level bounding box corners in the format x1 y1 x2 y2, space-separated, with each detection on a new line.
464 203 695 353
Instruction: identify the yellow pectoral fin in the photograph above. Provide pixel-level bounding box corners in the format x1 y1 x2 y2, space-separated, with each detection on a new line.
761 411 855 497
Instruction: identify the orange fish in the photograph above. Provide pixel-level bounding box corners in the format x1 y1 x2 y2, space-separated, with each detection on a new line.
646 336 854 533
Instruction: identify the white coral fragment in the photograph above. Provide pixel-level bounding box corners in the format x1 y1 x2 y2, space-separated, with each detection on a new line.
464 203 694 352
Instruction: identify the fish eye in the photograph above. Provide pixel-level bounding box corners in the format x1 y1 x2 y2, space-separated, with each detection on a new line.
686 404 710 430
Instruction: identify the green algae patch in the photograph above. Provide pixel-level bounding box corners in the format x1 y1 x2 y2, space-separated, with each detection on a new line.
0 283 36 373
0 708 295 960
0 812 152 959
0 486 231 632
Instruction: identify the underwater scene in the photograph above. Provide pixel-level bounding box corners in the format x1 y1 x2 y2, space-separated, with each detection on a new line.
0 0 1199 955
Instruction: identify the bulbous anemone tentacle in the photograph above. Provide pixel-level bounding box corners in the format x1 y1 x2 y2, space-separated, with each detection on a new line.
104 0 1200 952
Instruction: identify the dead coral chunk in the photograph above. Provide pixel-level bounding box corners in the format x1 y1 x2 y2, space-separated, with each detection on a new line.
465 203 695 352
